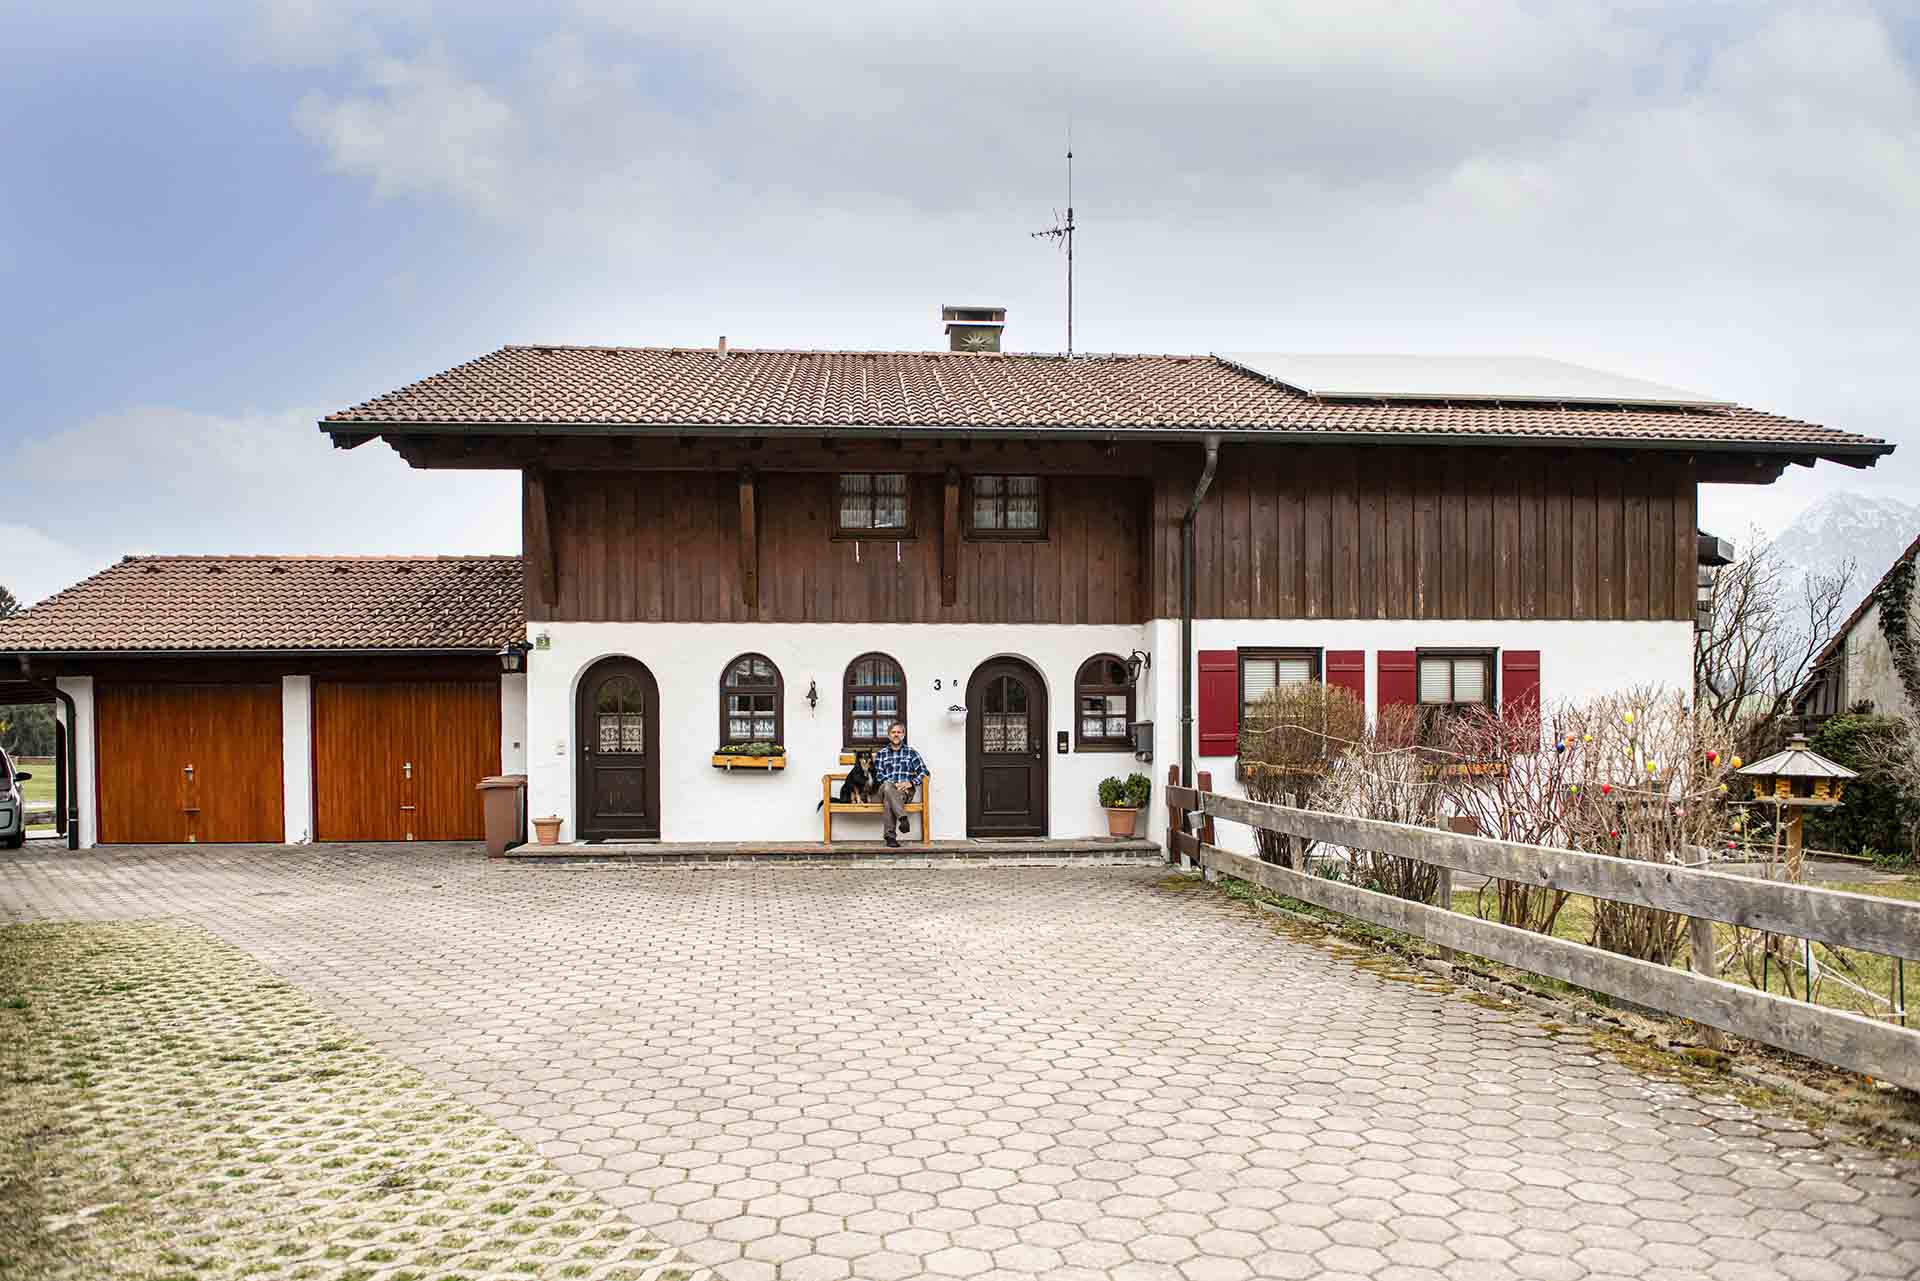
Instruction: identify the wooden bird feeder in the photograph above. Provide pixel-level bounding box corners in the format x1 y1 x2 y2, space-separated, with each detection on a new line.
1734 735 1856 879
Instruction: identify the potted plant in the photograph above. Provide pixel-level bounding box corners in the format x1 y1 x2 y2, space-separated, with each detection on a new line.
532 815 564 844
712 741 787 770
1098 773 1152 837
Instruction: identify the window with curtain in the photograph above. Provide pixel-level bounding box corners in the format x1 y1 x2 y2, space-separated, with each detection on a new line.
844 652 906 748
836 473 910 534
1417 650 1495 741
1075 654 1135 750
1239 650 1319 722
966 475 1045 537
1418 652 1493 707
719 653 782 746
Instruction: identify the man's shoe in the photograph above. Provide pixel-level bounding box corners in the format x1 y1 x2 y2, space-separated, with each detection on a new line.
898 817 910 833
883 833 901 848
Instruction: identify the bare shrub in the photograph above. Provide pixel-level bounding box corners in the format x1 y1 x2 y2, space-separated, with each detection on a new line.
1237 681 1365 867
1560 689 1737 964
1317 704 1446 902
1436 705 1580 934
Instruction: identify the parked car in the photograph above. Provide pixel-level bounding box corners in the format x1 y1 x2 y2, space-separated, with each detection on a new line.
1 748 32 849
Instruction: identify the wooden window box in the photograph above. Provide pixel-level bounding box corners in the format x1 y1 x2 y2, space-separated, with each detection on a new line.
711 753 787 771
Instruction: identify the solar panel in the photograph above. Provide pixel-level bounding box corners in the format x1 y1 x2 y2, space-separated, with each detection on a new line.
1218 353 1730 408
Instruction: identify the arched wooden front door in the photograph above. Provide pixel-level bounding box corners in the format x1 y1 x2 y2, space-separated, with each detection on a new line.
966 658 1048 837
576 657 661 840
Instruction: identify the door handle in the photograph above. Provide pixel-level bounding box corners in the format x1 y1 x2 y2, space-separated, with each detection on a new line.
403 761 413 779
183 763 194 780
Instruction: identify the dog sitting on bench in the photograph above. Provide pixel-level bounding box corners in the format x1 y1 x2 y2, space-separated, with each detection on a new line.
816 751 877 810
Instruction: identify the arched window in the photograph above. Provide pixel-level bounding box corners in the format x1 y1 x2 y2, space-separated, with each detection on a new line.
1075 654 1135 751
844 652 906 749
720 653 783 747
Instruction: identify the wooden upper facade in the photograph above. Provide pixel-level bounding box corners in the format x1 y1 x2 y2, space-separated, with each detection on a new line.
500 438 1697 626
324 342 1889 629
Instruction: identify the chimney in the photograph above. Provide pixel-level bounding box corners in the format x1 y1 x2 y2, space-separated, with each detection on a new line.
941 304 1007 353
717 335 729 358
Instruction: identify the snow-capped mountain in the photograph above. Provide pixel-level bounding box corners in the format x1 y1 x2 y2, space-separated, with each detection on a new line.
1766 491 1920 608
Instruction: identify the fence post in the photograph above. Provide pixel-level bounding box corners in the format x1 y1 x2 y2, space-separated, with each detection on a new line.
1689 914 1730 1052
1165 764 1182 867
1435 816 1476 964
1197 770 1216 848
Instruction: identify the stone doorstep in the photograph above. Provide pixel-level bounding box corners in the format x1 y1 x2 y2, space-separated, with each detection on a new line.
504 837 1165 866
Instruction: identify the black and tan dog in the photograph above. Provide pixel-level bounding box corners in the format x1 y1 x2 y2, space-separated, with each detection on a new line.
817 751 878 810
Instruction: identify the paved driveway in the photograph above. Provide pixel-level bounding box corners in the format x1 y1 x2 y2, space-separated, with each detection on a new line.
5 845 1917 1281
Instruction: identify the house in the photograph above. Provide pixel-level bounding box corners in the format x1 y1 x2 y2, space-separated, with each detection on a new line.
4 310 1891 849
314 315 1889 850
1793 532 1920 725
0 556 523 847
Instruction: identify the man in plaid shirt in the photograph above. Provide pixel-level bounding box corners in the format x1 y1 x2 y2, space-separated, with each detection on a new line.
872 720 928 846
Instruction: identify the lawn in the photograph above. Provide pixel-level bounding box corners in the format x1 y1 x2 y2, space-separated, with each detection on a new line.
0 920 699 1281
1448 875 1918 1024
11 758 52 807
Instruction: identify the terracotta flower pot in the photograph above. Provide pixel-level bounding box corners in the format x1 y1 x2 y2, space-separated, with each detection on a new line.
1104 807 1140 838
532 815 564 845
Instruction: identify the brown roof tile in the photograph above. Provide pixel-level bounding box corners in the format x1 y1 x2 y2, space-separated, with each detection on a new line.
323 345 1888 457
0 556 524 654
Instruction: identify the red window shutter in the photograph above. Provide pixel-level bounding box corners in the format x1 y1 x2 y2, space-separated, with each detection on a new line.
1501 649 1542 737
1325 650 1365 707
1198 649 1240 758
1377 651 1417 708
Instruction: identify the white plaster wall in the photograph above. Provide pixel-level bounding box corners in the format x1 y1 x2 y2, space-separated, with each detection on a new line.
56 676 94 850
281 676 313 844
1841 600 1917 721
500 673 528 774
526 623 1151 842
1152 618 1696 856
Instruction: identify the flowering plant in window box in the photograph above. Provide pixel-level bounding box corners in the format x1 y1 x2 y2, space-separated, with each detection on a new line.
711 741 787 771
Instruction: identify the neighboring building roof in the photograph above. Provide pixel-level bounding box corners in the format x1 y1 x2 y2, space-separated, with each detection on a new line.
0 556 524 654
322 345 1890 459
1794 530 1920 706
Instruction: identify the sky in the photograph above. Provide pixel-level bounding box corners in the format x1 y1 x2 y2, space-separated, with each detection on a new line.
3 0 1917 605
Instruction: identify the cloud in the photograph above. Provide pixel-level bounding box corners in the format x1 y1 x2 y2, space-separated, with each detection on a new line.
7 405 518 604
275 1 1920 533
0 525 111 610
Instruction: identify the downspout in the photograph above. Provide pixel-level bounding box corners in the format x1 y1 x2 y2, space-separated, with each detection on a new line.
1180 436 1221 790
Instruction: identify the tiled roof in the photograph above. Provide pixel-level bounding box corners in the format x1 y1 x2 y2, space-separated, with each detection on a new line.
323 345 1890 457
0 556 524 654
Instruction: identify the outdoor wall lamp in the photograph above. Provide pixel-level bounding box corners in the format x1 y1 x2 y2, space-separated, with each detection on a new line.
1125 649 1152 685
497 640 532 673
806 679 819 710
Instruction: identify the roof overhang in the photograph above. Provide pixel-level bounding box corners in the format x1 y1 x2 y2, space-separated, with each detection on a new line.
325 418 1893 473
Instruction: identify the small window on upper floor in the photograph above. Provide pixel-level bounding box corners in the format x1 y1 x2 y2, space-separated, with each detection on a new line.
836 473 910 536
966 475 1045 538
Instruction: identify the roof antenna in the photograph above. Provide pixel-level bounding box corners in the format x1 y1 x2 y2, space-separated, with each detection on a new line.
1031 127 1075 357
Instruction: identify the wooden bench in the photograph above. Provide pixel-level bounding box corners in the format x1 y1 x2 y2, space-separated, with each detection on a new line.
822 753 931 844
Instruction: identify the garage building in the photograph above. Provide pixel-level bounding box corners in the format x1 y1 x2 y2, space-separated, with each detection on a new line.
0 556 526 847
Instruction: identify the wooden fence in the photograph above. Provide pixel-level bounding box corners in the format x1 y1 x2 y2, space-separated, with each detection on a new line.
1164 782 1920 1093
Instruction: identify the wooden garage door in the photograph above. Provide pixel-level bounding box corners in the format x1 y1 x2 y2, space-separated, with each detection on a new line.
314 681 500 841
95 683 283 844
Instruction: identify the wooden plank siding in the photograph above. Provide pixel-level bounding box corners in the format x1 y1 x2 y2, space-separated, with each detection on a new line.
1148 445 1696 621
532 470 1150 625
529 445 1697 625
